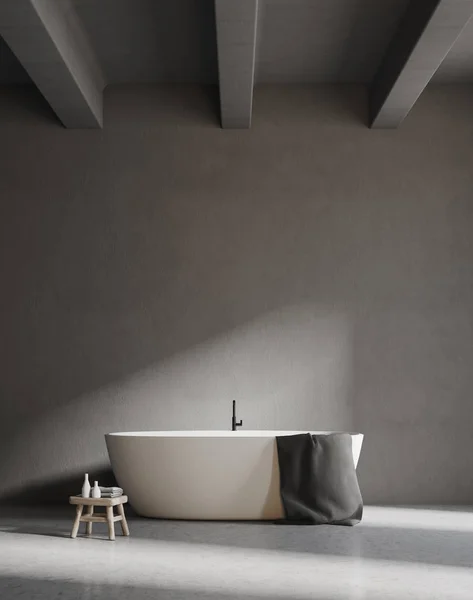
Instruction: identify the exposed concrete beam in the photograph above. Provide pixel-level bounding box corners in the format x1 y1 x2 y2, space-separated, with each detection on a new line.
370 0 473 128
215 0 258 129
0 0 105 128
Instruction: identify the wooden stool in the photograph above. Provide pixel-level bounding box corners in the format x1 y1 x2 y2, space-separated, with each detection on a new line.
69 495 130 541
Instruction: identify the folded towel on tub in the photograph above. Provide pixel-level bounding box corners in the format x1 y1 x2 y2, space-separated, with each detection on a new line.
99 487 123 498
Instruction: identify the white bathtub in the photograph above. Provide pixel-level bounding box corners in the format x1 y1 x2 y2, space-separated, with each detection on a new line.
105 431 364 520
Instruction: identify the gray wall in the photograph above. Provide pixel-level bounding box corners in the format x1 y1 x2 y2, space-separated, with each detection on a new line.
0 84 472 505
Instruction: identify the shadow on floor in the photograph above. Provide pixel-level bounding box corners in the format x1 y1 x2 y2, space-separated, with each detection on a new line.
0 575 339 600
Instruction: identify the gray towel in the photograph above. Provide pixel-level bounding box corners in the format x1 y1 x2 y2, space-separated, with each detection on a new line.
276 433 363 525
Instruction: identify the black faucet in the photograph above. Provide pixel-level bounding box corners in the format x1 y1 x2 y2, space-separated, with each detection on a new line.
232 400 243 431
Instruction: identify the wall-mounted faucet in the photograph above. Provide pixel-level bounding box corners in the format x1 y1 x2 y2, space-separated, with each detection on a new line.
232 400 243 431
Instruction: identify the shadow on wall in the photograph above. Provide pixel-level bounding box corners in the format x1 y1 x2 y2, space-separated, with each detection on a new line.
0 468 117 506
0 305 354 505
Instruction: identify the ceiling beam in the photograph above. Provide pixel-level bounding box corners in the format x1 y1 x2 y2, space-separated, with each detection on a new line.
370 0 473 128
215 0 258 129
0 0 105 128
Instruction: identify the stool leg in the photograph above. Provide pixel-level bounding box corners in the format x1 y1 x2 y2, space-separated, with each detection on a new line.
117 504 130 536
106 506 115 541
86 505 93 536
71 505 83 539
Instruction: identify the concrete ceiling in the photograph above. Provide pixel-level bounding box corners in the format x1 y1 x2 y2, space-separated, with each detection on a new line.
433 16 473 82
0 0 413 85
0 0 473 128
0 36 31 84
71 0 414 84
71 0 218 84
4 0 473 86
256 0 411 83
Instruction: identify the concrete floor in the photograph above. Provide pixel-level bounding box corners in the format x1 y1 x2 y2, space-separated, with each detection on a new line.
0 506 472 599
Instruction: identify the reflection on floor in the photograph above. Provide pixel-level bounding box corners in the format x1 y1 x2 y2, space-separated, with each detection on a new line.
0 506 472 599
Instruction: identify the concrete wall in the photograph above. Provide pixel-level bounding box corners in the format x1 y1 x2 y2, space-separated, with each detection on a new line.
0 84 472 505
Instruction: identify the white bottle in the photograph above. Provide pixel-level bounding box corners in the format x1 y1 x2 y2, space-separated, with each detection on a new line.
81 473 91 498
92 481 101 499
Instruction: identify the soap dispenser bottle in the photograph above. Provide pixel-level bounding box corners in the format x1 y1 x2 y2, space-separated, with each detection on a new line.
81 473 91 498
92 481 101 499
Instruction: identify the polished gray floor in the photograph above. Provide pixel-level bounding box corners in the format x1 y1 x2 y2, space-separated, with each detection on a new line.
0 506 472 599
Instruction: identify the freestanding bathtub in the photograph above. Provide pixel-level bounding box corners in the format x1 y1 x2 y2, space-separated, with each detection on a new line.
105 431 364 520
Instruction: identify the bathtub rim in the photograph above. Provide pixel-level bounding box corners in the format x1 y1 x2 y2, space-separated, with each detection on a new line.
106 430 364 438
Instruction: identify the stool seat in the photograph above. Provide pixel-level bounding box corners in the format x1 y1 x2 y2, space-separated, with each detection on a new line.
69 495 130 540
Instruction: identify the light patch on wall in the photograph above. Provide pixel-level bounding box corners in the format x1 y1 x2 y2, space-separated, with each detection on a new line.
0 304 353 500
